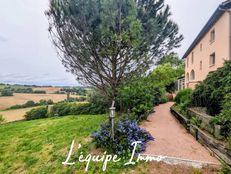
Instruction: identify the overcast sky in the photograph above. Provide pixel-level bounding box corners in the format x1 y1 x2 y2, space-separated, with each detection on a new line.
0 0 223 86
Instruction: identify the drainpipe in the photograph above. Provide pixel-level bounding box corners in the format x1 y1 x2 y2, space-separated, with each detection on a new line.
229 11 231 60
219 7 231 60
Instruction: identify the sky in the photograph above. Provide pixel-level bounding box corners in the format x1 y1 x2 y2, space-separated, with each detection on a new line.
0 0 223 86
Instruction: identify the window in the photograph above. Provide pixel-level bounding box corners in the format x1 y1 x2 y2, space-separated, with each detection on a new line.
200 61 202 70
191 52 194 64
200 44 202 51
187 57 189 67
210 29 215 42
210 53 215 66
190 70 195 80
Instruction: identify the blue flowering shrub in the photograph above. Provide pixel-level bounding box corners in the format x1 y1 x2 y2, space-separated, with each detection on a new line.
92 119 154 155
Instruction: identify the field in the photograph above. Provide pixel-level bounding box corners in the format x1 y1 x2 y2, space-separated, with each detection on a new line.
0 115 218 174
0 93 77 111
0 107 38 122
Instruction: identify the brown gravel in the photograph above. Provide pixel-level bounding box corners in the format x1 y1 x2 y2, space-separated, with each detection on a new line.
140 102 219 164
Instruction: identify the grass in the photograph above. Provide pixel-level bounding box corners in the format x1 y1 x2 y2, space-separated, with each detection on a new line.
0 115 109 173
0 115 218 174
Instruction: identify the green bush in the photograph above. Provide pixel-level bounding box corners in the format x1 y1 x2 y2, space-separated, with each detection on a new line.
33 90 46 94
65 96 86 102
8 100 54 110
174 88 192 104
174 88 192 110
191 61 231 116
14 87 33 93
160 95 168 104
190 117 201 128
39 99 54 105
118 78 166 121
87 90 108 113
218 163 231 174
210 94 231 137
25 107 48 120
50 102 106 117
1 89 13 96
50 102 71 116
24 100 36 107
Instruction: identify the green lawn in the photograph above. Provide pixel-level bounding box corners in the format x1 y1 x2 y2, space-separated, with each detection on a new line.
0 115 145 174
0 115 127 174
0 115 217 174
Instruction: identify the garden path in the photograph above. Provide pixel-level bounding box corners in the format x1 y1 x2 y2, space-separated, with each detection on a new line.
141 102 219 164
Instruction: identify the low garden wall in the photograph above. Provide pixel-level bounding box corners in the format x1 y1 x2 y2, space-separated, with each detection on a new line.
170 107 190 131
171 106 231 166
187 108 214 135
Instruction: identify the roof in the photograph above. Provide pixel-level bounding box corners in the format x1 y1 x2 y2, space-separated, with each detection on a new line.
182 0 231 59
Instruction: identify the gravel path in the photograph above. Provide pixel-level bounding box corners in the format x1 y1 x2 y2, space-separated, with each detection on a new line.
141 102 219 164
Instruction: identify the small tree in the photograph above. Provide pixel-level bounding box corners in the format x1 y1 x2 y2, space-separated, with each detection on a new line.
46 0 183 99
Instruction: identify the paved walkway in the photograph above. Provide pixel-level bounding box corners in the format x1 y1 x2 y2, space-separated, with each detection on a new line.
141 102 219 164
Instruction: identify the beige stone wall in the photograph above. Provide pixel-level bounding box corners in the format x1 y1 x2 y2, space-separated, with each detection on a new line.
185 11 230 89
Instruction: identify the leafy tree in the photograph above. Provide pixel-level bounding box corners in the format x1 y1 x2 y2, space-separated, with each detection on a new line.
1 88 13 96
46 0 183 99
149 63 184 92
156 52 183 67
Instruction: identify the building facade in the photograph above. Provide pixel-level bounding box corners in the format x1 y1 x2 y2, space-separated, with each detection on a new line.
183 1 231 89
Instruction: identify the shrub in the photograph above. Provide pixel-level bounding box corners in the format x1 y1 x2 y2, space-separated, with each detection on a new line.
191 61 231 116
25 107 48 120
8 104 23 110
118 78 165 121
87 90 108 112
39 99 54 105
1 89 13 96
160 95 168 104
0 115 5 124
33 90 46 94
92 119 154 155
50 102 72 116
174 88 192 104
65 97 86 102
218 163 231 174
50 102 106 117
9 100 36 109
190 117 201 128
210 94 231 137
14 87 33 93
24 100 36 107
8 100 53 110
